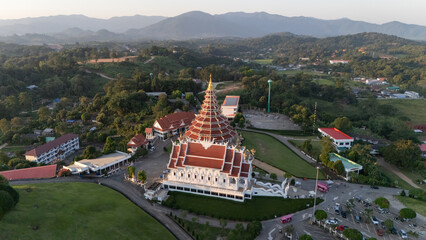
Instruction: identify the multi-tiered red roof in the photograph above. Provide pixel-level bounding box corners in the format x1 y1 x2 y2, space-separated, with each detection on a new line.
185 77 237 143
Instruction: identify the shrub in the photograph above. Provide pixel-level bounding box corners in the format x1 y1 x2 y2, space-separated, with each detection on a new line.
400 208 416 219
343 228 363 240
374 197 390 208
0 206 3 220
290 179 295 186
0 190 14 212
270 173 277 180
0 175 8 185
400 190 406 196
0 184 19 206
299 234 313 240
314 209 327 220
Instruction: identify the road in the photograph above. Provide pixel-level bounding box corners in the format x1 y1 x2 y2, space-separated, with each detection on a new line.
376 157 420 189
0 143 7 150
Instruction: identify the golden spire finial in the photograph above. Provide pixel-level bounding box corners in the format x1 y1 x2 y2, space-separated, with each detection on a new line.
207 74 213 91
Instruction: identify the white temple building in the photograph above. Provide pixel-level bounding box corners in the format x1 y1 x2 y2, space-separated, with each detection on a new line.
162 77 254 201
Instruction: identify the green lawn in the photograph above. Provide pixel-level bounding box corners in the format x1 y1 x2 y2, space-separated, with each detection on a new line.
289 138 322 158
379 166 417 191
394 196 426 217
378 99 426 124
164 191 322 221
0 183 175 240
0 145 25 153
241 131 322 178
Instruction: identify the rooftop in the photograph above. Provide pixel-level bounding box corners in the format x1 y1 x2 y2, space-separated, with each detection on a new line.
329 153 362 171
0 165 57 180
222 96 240 107
420 144 426 152
318 128 353 140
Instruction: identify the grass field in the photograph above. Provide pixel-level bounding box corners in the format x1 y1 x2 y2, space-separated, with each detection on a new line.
378 99 426 124
241 131 323 178
379 166 415 191
312 78 335 86
253 59 273 65
0 145 25 153
277 69 328 77
0 183 175 240
394 196 426 217
164 191 322 221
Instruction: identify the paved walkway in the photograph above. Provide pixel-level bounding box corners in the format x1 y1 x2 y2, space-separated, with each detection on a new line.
376 157 420 189
253 159 285 176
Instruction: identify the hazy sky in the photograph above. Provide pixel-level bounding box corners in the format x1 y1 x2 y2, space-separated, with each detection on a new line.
1 0 425 25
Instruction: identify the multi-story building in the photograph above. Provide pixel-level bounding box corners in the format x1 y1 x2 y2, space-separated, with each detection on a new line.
221 95 240 120
163 78 253 202
24 133 79 164
153 112 195 139
318 128 353 152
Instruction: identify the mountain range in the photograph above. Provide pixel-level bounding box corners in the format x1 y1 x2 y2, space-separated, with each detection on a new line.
0 11 425 44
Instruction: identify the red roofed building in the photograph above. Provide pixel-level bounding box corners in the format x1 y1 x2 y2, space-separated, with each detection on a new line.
0 165 57 181
420 144 426 157
318 128 354 152
153 112 195 139
145 128 154 140
221 96 240 119
24 133 79 164
163 77 253 202
127 134 149 154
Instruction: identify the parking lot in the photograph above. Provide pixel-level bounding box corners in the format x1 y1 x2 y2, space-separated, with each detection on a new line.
258 180 425 240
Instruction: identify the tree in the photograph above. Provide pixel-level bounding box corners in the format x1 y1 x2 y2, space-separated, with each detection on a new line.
302 139 313 153
384 219 393 230
330 117 352 132
219 219 228 234
37 106 50 122
0 175 8 185
0 190 14 212
137 170 147 183
0 118 10 135
374 197 390 208
343 228 363 240
246 221 262 239
383 140 421 169
171 90 183 99
270 173 277 180
399 208 416 219
127 166 135 179
81 112 90 123
314 209 328 220
332 160 345 175
320 137 333 164
299 234 313 240
82 146 98 159
400 190 406 196
18 92 32 109
102 137 116 154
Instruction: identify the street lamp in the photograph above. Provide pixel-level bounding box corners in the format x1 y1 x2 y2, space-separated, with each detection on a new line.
312 166 320 223
267 79 273 113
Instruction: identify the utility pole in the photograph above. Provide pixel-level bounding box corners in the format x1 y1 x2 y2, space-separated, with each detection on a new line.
312 166 319 223
267 79 273 113
312 101 317 134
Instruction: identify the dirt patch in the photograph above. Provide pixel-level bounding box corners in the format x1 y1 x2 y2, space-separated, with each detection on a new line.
243 110 301 130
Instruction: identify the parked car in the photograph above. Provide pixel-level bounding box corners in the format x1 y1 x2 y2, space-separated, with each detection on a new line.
380 221 386 229
355 215 361 223
376 229 384 236
325 219 338 225
391 227 397 235
334 205 340 215
354 196 361 202
336 225 345 231
341 210 347 218
370 185 379 189
371 216 379 225
400 229 408 239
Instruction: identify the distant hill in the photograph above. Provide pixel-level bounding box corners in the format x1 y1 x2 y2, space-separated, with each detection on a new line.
0 14 166 35
0 11 425 44
131 11 426 41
